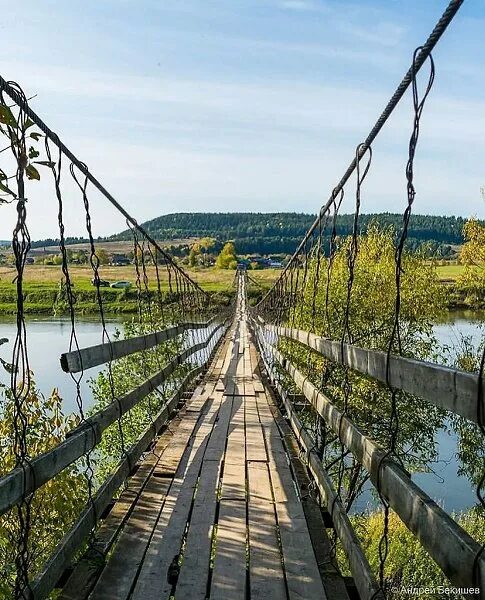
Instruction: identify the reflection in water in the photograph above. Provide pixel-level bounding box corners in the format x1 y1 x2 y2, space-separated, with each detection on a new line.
434 310 484 356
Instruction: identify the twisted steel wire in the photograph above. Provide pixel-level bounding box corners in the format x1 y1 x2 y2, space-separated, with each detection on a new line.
256 0 464 308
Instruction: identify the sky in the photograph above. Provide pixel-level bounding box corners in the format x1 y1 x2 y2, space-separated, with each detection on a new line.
1 0 484 240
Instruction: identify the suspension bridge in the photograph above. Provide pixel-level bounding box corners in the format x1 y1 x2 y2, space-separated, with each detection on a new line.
0 0 483 598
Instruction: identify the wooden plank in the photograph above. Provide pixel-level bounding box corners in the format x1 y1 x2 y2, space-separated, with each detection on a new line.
270 325 484 424
176 393 236 600
258 341 382 600
0 359 204 517
60 317 217 373
252 394 328 598
225 428 246 466
174 459 221 599
247 462 286 599
220 462 246 501
210 501 248 600
31 390 182 600
276 502 328 600
59 414 187 599
204 396 234 461
245 396 267 463
264 396 350 600
89 477 173 600
130 395 222 600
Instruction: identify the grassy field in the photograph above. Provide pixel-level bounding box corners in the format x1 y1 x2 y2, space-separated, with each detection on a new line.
435 264 466 281
0 263 472 315
0 265 281 288
0 265 281 315
28 238 196 257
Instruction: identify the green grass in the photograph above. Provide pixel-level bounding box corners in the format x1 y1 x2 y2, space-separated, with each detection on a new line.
0 264 247 314
436 264 465 281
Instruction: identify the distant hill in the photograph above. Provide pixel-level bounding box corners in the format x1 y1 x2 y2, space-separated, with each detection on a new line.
109 212 472 256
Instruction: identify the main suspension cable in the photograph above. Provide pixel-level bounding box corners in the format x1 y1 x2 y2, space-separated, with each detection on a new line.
256 0 464 306
0 74 207 298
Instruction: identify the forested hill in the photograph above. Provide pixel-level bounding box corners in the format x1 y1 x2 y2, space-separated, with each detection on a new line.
110 212 471 256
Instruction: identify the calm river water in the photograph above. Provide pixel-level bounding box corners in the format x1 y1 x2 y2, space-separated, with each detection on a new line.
0 311 483 513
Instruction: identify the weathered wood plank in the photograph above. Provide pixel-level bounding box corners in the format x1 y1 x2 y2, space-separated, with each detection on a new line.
89 477 173 600
247 462 286 599
254 393 328 599
31 388 183 600
269 325 484 424
263 392 351 600
34 328 228 600
257 341 381 600
130 395 222 600
61 317 218 372
174 460 221 599
260 336 485 594
210 501 248 600
59 414 186 600
204 396 234 461
245 401 267 463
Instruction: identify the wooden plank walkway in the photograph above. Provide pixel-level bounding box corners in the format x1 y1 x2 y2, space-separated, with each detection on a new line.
63 288 331 600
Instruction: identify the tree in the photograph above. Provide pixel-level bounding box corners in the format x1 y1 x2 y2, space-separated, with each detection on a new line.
188 247 197 267
460 218 485 267
215 242 237 269
282 225 446 512
457 218 485 308
198 237 216 266
97 248 109 265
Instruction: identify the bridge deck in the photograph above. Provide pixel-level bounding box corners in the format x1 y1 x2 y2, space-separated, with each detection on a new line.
62 297 335 600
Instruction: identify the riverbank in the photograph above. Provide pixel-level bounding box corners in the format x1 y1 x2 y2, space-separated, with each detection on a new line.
0 264 482 315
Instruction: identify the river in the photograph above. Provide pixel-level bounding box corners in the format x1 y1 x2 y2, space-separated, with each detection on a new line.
0 316 123 414
0 311 483 514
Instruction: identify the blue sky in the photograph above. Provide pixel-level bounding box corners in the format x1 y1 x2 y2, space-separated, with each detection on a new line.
1 0 484 239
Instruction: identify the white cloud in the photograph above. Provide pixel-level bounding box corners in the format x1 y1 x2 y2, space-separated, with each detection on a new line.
0 0 483 242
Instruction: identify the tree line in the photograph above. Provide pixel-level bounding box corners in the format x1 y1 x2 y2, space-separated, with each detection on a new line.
25 212 482 258
109 212 476 256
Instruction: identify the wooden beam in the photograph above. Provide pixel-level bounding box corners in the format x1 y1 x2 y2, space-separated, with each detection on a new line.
267 325 484 424
0 322 225 517
60 316 218 373
258 334 485 592
30 384 184 600
257 344 380 600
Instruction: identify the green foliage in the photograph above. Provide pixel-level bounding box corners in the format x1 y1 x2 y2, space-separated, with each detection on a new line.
456 218 485 308
107 212 477 257
0 97 49 200
188 247 197 267
337 508 484 598
281 226 446 510
88 309 190 482
215 242 237 270
0 380 86 594
294 225 444 351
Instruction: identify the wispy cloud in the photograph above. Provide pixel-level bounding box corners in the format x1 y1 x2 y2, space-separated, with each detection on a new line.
0 0 483 240
278 0 322 11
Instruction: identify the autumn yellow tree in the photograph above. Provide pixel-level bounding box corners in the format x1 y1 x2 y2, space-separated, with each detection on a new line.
215 242 237 269
458 218 485 307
